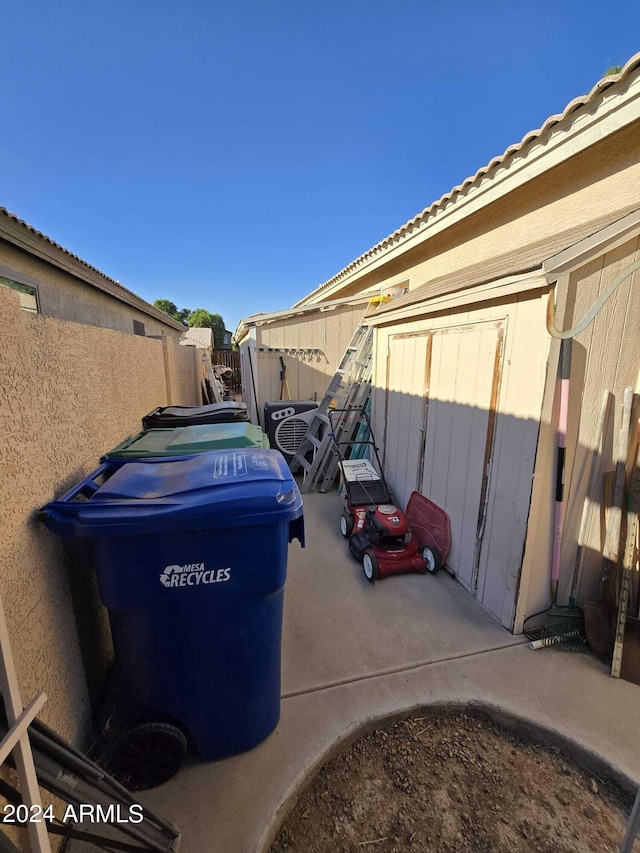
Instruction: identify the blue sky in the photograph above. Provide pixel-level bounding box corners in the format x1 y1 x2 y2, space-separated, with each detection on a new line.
2 2 638 331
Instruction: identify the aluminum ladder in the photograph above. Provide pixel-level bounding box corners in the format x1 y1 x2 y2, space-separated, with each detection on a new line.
291 322 374 493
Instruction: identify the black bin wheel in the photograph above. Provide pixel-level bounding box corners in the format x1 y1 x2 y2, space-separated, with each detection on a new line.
423 545 443 574
106 721 188 791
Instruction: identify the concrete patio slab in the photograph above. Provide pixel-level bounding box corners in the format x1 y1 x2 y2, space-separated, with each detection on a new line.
138 490 640 853
282 492 522 696
143 644 640 853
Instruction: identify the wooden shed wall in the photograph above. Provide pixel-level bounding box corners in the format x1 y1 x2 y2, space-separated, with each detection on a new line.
253 304 365 412
517 235 640 630
372 283 550 628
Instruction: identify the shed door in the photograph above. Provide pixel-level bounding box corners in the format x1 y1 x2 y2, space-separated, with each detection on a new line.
383 333 431 509
420 322 503 594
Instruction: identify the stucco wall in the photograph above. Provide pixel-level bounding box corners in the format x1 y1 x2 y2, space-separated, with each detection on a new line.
0 287 199 746
0 239 182 337
163 334 202 405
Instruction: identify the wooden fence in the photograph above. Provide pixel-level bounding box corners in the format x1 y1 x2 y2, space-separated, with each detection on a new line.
212 349 242 393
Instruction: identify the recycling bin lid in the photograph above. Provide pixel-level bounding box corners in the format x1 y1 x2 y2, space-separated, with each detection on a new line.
142 402 250 430
162 402 246 417
39 449 304 539
106 423 269 458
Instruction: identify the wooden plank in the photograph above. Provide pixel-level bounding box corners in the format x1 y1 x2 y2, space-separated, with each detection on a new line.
383 336 409 500
256 351 273 410
612 434 640 677
604 387 634 564
398 336 426 505
420 329 443 499
446 328 487 588
469 324 504 592
302 312 324 400
420 322 500 589
592 240 638 396
381 335 392 466
0 691 47 765
474 311 516 613
474 293 550 625
569 391 612 604
310 312 327 401
513 282 571 633
390 338 413 505
416 335 433 494
424 332 459 514
569 239 639 601
614 244 640 427
399 335 430 506
0 596 52 853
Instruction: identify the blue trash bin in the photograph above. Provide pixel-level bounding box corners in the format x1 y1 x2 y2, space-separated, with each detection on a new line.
40 449 304 763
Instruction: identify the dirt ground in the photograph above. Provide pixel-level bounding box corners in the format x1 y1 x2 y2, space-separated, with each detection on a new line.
271 712 638 853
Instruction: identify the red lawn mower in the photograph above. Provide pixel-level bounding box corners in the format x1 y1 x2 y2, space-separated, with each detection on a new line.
330 409 451 583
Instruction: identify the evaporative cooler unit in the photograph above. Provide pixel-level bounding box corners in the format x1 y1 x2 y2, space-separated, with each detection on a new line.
263 401 319 463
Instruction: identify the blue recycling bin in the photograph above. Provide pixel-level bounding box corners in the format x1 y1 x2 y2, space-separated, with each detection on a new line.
40 449 304 761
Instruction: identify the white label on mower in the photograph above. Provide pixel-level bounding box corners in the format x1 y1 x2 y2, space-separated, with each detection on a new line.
159 563 231 588
340 459 379 482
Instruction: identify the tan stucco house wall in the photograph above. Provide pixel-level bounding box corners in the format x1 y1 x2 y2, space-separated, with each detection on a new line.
296 55 640 309
0 207 186 338
0 287 199 746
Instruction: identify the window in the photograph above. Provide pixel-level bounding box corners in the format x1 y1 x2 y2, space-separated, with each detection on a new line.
0 276 39 313
133 319 146 336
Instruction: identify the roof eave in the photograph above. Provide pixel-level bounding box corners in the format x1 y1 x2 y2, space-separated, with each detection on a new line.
234 293 373 342
294 52 640 307
0 209 186 332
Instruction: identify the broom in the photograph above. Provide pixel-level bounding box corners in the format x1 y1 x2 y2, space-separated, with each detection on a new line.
540 389 612 650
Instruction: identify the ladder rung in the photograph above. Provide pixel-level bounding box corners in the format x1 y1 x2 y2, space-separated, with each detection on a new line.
294 320 373 492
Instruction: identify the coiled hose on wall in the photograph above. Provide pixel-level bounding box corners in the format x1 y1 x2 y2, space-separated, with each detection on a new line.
546 258 640 339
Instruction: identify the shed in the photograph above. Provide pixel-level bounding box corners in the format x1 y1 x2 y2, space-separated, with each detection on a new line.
255 54 640 632
368 208 640 631
235 294 371 425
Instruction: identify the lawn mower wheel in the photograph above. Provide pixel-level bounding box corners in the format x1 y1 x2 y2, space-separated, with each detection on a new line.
423 545 443 574
363 551 380 584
